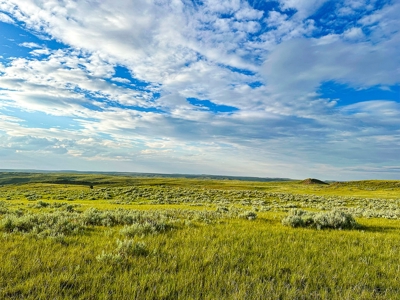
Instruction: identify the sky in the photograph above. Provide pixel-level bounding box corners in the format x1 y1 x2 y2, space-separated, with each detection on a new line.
0 0 399 180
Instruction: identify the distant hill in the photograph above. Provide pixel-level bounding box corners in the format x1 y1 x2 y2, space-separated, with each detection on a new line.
330 180 400 189
0 170 294 185
301 178 329 185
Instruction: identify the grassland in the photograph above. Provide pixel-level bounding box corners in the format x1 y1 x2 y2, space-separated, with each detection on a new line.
1 172 400 299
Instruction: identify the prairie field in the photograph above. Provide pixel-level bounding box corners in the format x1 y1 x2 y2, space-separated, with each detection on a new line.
1 172 400 299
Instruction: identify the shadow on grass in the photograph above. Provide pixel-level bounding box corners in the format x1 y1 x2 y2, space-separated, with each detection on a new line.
359 224 400 233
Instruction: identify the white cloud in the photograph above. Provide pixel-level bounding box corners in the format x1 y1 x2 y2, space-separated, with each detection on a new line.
19 42 41 48
358 1 400 41
1 0 265 80
30 48 51 56
266 11 288 28
343 27 365 41
234 5 263 20
111 77 131 84
261 34 400 107
0 49 157 117
278 0 330 18
0 12 13 23
341 100 400 125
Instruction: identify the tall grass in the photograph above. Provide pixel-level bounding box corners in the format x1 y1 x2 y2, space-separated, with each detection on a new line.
1 217 400 299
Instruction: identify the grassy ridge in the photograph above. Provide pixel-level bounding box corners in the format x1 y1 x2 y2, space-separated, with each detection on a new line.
1 172 400 299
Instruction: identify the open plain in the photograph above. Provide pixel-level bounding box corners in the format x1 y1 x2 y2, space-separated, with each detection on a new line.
1 172 400 299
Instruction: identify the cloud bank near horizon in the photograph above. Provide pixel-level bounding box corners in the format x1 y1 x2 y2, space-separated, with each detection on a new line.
0 0 399 180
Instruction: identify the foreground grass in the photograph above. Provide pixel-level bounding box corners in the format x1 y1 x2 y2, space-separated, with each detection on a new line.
1 174 400 299
1 216 400 299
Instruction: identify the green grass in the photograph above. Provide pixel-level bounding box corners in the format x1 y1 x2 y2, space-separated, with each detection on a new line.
1 173 400 299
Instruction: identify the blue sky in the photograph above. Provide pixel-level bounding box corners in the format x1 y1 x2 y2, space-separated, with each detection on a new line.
0 0 399 180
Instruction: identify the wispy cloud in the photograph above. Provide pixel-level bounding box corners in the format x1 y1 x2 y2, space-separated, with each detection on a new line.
0 12 13 23
19 42 41 48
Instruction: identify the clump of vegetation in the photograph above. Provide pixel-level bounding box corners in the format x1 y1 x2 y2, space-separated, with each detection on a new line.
25 192 42 201
0 211 84 237
282 209 360 230
33 200 50 208
96 239 149 264
120 220 172 237
0 201 9 214
239 210 257 220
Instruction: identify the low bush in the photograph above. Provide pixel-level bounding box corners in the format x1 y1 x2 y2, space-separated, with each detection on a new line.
0 212 84 237
282 209 360 230
33 201 50 208
0 201 9 214
239 211 257 220
120 220 172 237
